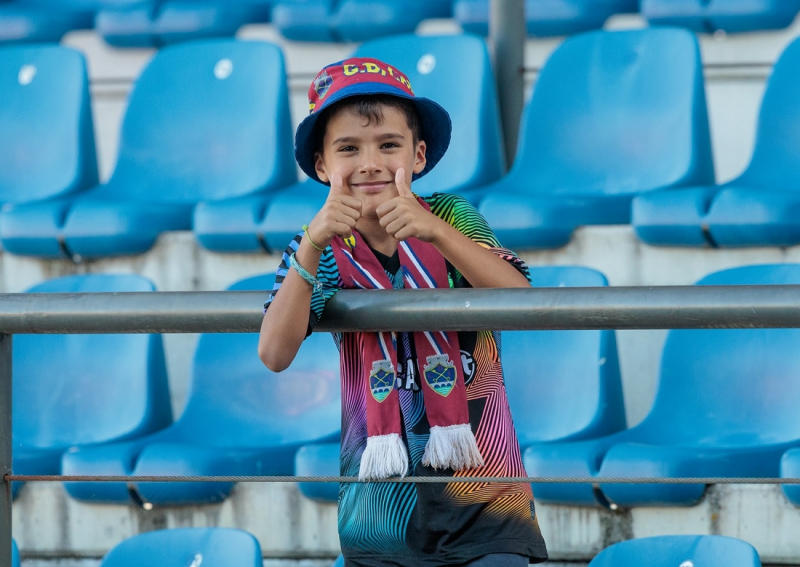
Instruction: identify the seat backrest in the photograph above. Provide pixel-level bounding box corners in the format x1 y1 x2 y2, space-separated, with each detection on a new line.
643 0 800 33
100 528 262 567
13 275 171 450
0 45 97 203
173 274 341 447
511 28 713 197
503 267 626 446
12 539 19 567
738 36 800 191
639 264 800 446
589 535 761 567
354 34 505 195
104 39 296 203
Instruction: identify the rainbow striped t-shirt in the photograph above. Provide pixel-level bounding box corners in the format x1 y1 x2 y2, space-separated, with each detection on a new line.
266 192 548 566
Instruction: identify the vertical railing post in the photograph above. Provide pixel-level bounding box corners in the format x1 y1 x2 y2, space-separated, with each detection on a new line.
489 0 526 169
0 335 11 567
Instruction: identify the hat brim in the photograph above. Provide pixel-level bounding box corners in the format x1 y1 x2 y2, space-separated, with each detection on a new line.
294 85 452 185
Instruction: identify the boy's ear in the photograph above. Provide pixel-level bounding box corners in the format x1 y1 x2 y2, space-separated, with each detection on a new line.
412 140 427 175
314 152 331 184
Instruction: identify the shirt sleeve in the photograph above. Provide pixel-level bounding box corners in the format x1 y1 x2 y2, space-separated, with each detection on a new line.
263 232 342 335
425 193 532 286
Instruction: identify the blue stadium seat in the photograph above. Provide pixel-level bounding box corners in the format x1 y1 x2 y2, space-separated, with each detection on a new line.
475 28 714 250
295 442 339 502
272 0 451 42
14 275 171 500
96 3 158 47
588 535 761 567
332 555 344 567
781 448 800 504
63 273 341 505
525 264 800 507
100 528 261 567
0 44 97 237
295 266 625 504
230 33 505 253
2 39 296 259
98 1 272 47
0 0 152 44
0 1 93 44
634 35 800 248
332 0 452 43
271 0 339 42
155 1 272 45
642 0 800 34
507 266 626 503
12 539 19 567
455 0 638 37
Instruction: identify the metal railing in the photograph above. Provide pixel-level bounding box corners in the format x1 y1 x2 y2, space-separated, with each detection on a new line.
4 284 800 566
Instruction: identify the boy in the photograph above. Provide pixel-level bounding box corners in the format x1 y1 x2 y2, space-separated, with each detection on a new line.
259 57 547 567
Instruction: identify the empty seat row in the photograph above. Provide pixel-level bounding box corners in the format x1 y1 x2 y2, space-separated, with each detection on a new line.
16 264 800 509
96 0 273 48
272 0 452 43
8 530 766 567
0 33 503 258
4 29 800 258
4 0 797 45
454 0 638 37
11 272 340 505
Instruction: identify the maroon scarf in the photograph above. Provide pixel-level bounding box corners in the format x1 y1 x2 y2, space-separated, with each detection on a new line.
330 199 483 480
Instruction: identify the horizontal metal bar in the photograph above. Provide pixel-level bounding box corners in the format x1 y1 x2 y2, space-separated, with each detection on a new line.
1 285 800 334
7 474 800 485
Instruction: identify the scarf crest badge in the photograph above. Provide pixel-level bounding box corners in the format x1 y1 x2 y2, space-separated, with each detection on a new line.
369 360 395 403
423 354 456 397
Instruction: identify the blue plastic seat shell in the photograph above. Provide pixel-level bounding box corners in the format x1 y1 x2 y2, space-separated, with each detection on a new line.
475 28 714 250
588 535 762 567
99 528 262 567
15 274 171 498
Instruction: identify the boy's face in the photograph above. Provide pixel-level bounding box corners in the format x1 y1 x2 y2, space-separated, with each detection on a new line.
314 105 427 219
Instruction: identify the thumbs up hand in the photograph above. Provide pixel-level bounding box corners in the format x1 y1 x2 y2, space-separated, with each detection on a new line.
376 168 440 243
305 172 362 250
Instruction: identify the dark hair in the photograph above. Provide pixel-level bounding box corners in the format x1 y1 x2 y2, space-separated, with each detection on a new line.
313 95 422 155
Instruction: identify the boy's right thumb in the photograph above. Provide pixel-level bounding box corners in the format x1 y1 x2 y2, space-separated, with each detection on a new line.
329 172 345 196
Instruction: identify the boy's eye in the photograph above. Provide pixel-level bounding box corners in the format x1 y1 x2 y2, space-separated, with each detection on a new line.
381 142 399 149
337 145 357 152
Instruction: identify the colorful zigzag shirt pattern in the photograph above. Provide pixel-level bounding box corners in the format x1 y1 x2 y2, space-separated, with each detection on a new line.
265 193 548 566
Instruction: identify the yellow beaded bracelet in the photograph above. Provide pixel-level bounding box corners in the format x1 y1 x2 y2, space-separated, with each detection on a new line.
301 224 325 252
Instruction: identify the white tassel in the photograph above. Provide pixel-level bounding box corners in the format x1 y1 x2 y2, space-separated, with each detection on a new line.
359 433 409 481
422 424 484 471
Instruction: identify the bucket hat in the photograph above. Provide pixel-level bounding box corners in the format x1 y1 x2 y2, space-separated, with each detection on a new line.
294 57 452 184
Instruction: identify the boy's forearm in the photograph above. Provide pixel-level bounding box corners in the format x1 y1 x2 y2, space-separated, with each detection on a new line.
258 240 323 371
429 218 530 289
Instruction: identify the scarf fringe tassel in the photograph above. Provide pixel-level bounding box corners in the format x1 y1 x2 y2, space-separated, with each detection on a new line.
359 433 409 481
422 424 484 471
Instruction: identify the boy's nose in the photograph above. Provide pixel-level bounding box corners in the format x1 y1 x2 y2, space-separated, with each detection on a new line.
358 148 383 176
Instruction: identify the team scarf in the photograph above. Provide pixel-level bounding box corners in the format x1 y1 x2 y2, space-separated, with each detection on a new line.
329 199 484 481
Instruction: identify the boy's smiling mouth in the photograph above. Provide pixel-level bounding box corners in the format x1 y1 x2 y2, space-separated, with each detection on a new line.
350 180 393 194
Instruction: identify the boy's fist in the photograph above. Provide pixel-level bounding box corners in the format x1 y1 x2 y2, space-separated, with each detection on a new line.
377 168 440 242
306 173 362 248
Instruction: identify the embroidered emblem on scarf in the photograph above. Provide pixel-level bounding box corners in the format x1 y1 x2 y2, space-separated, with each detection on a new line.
424 354 457 397
370 360 395 403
